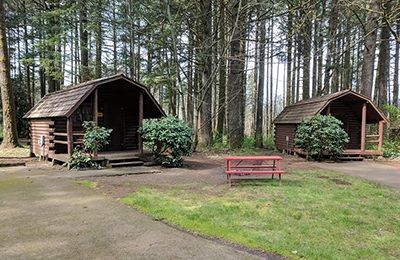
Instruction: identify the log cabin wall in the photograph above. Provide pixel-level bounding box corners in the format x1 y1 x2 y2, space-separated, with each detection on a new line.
30 119 54 157
322 100 361 149
54 117 67 154
275 124 297 151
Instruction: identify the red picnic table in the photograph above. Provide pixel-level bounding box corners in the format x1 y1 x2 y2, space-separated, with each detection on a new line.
224 156 285 186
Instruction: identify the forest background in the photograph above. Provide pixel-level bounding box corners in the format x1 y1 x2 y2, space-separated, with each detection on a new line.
2 0 400 149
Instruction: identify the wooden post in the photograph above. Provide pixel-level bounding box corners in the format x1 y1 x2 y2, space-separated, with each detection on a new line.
138 91 144 155
361 102 367 152
327 104 331 115
92 88 99 157
67 116 73 156
93 88 98 124
378 120 384 151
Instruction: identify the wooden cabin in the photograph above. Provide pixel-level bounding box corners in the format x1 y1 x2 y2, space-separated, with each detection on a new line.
24 74 166 163
273 90 387 157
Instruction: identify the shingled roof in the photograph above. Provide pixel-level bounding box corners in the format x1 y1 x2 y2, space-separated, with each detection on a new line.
273 90 387 124
24 74 165 119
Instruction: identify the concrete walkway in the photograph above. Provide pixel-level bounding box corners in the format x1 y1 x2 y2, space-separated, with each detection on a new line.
316 161 400 189
0 166 278 260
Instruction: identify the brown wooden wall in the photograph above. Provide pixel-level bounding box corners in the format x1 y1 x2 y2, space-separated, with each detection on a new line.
275 124 297 151
29 119 54 157
323 100 361 149
54 117 68 154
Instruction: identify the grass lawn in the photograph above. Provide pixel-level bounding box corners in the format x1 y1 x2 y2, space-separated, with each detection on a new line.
121 169 400 260
76 180 97 188
0 146 30 157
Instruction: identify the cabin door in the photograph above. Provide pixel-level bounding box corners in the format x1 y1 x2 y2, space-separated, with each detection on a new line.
104 102 124 151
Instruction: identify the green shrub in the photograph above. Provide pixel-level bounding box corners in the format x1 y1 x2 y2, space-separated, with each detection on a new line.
139 116 193 167
242 136 256 150
66 146 99 169
382 140 400 158
67 121 112 169
295 115 349 160
382 104 400 129
263 136 275 150
82 121 113 156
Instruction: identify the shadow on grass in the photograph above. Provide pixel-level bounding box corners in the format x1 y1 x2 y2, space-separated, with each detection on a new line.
231 177 302 187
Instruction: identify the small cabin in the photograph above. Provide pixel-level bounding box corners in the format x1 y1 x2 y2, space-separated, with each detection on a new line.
273 90 387 157
24 74 166 163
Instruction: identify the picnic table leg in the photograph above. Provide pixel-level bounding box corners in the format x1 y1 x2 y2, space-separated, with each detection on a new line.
278 160 282 185
227 160 231 186
272 160 276 179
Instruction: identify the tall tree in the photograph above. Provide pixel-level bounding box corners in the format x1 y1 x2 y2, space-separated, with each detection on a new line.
199 0 213 146
216 0 226 135
255 8 265 148
227 0 245 148
0 0 19 148
375 0 392 107
95 0 102 78
286 2 293 104
360 0 381 98
394 22 399 107
79 0 89 82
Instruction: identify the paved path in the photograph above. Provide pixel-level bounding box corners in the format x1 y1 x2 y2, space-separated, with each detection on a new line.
0 166 276 260
316 161 400 189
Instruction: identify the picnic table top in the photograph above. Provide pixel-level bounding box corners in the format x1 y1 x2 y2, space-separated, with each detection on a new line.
224 156 283 161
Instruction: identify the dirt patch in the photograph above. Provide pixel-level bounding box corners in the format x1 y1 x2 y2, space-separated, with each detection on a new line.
318 176 330 179
330 178 352 185
87 152 310 198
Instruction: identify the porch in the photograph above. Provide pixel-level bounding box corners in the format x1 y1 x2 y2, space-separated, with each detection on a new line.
48 150 144 167
293 148 383 158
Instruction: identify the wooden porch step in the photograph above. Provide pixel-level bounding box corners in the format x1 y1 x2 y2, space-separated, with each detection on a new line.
109 161 144 168
338 156 364 161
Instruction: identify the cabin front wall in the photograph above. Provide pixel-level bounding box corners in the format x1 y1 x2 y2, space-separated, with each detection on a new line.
322 100 361 149
98 86 140 151
29 119 54 157
275 124 297 151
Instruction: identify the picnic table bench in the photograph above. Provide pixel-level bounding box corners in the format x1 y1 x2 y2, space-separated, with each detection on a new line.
224 156 285 186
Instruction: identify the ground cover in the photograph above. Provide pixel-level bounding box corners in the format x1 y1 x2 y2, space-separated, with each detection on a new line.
120 169 400 260
0 145 30 157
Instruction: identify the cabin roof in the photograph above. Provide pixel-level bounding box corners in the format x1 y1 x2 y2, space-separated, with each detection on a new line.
24 74 166 119
273 90 387 124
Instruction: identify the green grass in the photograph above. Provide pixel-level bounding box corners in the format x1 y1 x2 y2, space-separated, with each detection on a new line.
0 146 30 157
121 170 400 259
76 180 97 188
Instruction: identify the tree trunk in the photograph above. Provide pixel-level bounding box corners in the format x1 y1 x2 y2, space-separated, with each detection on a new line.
316 1 325 95
79 0 89 82
112 0 117 74
360 0 381 98
394 23 399 107
0 0 19 148
343 9 352 89
216 0 226 135
302 3 312 100
199 0 213 146
312 9 318 97
286 4 293 105
375 0 392 107
255 16 266 148
95 0 102 78
187 30 194 127
227 0 244 148
324 0 338 94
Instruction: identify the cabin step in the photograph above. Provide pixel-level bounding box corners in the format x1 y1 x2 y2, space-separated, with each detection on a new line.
107 156 141 163
338 156 364 161
109 161 144 168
